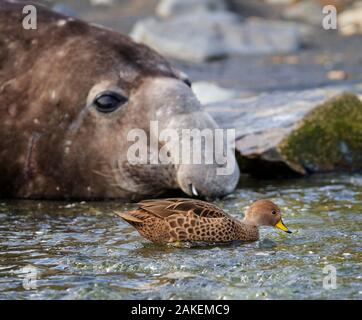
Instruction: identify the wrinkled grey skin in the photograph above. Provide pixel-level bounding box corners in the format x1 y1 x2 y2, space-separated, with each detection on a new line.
0 1 239 200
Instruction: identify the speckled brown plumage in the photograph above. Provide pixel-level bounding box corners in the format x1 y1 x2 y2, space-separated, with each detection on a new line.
115 198 292 243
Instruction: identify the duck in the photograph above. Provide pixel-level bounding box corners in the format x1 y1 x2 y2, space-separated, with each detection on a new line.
115 198 292 243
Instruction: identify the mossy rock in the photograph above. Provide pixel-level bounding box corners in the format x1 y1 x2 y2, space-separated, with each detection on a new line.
207 89 362 177
279 93 362 174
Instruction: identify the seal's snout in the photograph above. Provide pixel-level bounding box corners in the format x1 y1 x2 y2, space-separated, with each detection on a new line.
139 77 240 199
177 163 240 199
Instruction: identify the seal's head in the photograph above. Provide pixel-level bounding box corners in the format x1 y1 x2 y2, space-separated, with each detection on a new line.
0 2 239 200
80 37 240 200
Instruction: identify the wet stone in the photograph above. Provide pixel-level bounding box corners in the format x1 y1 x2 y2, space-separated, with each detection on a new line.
282 0 323 26
156 0 227 18
191 81 240 105
338 3 362 36
130 12 304 62
206 88 362 177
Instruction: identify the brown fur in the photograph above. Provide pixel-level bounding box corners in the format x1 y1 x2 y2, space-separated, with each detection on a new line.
0 1 240 200
0 1 180 199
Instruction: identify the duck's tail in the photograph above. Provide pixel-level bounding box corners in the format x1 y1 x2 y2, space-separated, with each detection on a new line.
114 210 143 224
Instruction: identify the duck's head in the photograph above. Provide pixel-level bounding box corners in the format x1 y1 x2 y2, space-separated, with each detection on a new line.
244 199 292 233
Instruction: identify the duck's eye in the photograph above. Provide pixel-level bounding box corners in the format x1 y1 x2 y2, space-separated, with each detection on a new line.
94 91 128 113
183 78 192 88
272 210 277 215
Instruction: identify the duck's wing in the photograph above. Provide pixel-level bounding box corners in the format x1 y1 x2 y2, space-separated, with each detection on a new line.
138 198 230 219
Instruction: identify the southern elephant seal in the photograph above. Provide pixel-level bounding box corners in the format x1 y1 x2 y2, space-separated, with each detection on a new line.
0 1 240 200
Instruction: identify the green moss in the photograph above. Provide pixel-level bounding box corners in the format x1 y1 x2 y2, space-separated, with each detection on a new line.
279 93 362 174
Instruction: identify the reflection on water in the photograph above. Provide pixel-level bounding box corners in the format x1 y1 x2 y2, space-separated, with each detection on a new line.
0 174 361 299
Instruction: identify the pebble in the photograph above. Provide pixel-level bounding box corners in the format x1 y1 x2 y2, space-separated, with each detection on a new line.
339 5 362 36
192 81 239 105
326 70 348 80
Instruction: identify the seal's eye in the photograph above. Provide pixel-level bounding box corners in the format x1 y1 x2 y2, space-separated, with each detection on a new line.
272 210 277 215
94 91 128 113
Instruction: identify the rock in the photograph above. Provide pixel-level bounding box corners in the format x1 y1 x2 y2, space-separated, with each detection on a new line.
338 4 362 36
89 0 115 6
130 12 240 62
282 0 323 26
206 89 362 176
75 0 160 34
156 0 227 18
265 0 295 4
52 3 78 17
192 82 240 105
130 13 303 62
236 19 302 54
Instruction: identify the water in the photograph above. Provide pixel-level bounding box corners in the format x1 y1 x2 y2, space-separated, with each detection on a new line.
0 174 361 300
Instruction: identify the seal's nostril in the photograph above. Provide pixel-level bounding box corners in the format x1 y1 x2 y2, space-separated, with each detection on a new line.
189 184 199 197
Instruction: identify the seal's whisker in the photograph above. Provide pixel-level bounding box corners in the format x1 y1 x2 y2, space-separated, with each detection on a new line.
106 168 126 173
111 164 155 191
94 169 133 193
92 169 113 178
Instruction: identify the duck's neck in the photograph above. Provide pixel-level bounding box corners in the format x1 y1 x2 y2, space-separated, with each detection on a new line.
236 219 259 241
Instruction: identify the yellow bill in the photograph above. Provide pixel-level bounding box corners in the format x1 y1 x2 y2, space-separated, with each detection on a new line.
275 219 292 234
